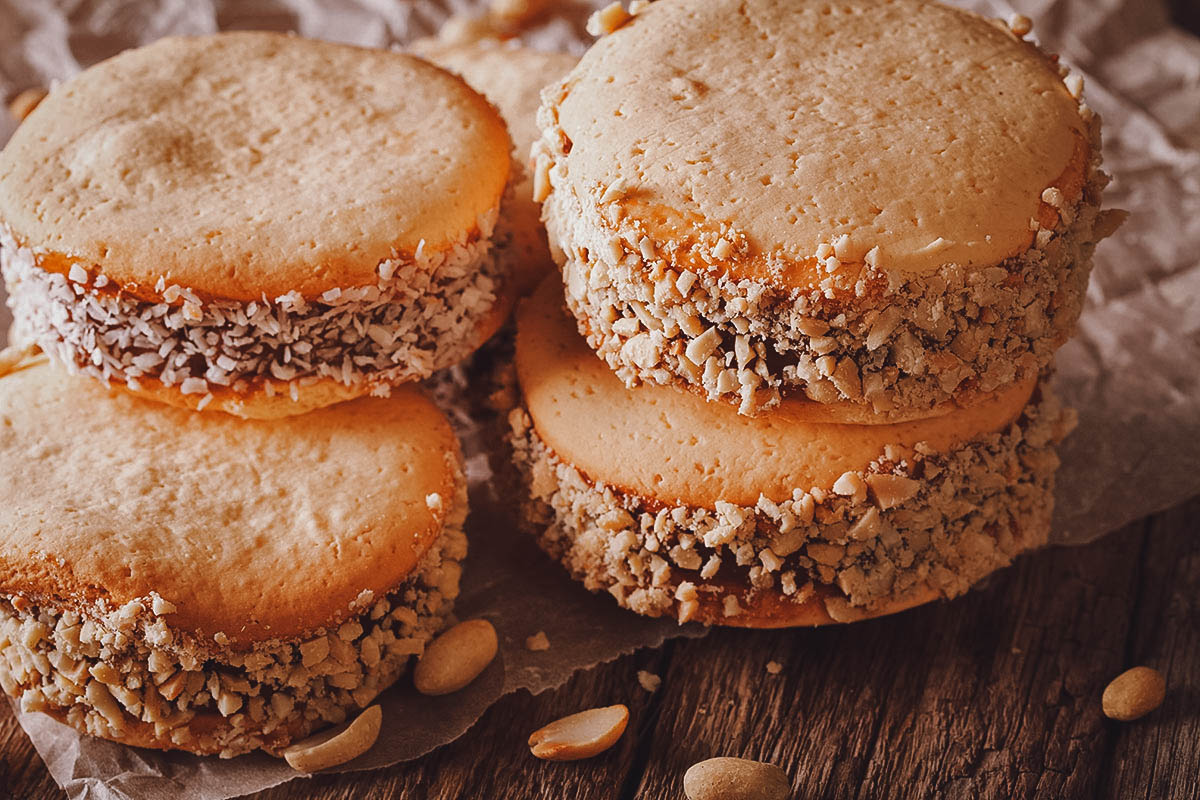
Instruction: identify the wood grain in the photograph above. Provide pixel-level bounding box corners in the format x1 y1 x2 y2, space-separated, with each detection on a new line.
1 499 1197 800
1100 501 1200 800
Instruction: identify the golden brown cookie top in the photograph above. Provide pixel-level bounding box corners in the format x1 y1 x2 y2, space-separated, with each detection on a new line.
0 357 462 645
544 0 1087 285
0 32 512 300
516 279 1034 508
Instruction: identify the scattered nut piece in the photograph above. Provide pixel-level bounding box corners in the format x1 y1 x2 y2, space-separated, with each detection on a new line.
525 631 551 651
1102 666 1166 721
413 619 498 696
636 670 661 692
765 661 783 675
8 87 47 122
283 705 382 773
587 2 633 37
528 704 629 761
684 757 791 800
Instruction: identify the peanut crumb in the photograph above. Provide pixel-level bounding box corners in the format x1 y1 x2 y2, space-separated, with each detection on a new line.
150 596 177 616
765 661 783 675
599 176 629 203
1007 13 1033 37
636 670 661 692
587 2 633 37
1064 73 1084 100
525 631 551 651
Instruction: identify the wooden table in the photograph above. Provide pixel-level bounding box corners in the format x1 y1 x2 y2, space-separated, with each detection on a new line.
3 496 1196 799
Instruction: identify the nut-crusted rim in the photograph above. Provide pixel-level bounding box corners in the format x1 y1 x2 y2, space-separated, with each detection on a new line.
508 379 1074 626
535 0 1123 418
0 476 469 758
541 112 1115 418
1 201 512 412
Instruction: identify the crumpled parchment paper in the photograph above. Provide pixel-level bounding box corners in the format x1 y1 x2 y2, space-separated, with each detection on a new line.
0 0 1197 797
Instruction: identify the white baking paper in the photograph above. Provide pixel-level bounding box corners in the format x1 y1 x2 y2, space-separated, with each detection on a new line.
0 0 1197 797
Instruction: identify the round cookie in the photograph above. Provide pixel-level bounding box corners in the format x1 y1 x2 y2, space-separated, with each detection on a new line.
0 350 468 756
509 278 1076 627
535 0 1121 418
0 32 514 418
416 39 578 298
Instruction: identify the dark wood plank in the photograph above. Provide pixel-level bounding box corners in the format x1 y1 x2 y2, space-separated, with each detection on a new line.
629 512 1189 800
1100 499 1200 800
852 522 1149 799
0 698 61 799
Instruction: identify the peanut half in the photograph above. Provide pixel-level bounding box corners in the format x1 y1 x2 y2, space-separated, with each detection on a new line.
684 757 791 800
1102 666 1166 721
412 619 498 696
282 705 382 773
528 704 629 761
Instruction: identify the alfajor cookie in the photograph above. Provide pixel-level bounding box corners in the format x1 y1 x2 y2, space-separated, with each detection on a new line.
415 39 578 298
509 279 1076 626
0 350 467 756
535 0 1123 418
0 32 513 419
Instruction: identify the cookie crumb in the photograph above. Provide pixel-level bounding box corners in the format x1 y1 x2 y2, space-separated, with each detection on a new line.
525 631 551 651
636 670 661 692
765 661 783 675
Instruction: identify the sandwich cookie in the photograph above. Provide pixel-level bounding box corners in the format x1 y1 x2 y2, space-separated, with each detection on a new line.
416 39 578 298
0 351 467 756
509 279 1076 626
0 32 513 419
535 0 1123 418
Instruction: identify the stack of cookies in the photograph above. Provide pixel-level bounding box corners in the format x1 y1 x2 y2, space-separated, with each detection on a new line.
0 32 513 757
511 0 1123 625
